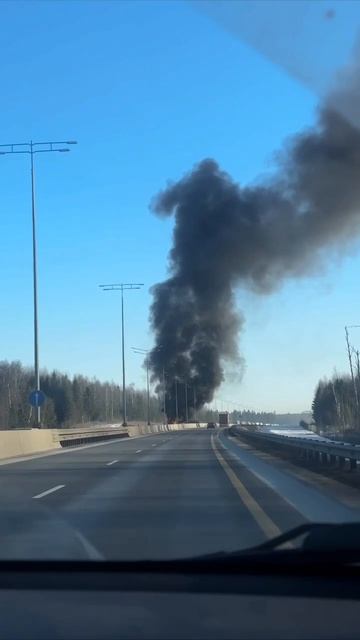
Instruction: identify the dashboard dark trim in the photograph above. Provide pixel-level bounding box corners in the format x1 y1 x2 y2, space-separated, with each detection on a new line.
0 557 358 599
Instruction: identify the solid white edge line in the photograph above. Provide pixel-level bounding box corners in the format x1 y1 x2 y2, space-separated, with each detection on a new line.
32 484 65 500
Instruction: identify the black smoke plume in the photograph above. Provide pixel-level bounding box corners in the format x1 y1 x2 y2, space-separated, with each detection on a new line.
149 92 360 421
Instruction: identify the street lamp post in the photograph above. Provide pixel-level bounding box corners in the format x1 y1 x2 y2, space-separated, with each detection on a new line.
162 367 167 426
175 377 179 422
345 325 360 429
132 347 151 426
100 283 143 426
121 286 126 423
0 140 77 426
185 381 189 423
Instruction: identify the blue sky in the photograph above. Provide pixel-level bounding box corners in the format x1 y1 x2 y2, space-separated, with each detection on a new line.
0 0 360 413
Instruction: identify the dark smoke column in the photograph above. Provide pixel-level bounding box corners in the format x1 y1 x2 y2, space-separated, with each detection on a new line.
149 102 360 420
148 160 245 421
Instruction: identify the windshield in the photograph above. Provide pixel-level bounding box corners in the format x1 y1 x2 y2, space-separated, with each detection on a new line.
1 0 360 561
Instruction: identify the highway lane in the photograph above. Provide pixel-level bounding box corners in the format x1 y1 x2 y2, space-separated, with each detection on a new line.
219 429 360 523
0 428 358 560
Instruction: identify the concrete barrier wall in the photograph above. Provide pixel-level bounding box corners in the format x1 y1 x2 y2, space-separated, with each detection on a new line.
127 422 204 437
54 425 128 447
0 422 206 462
0 429 59 460
0 426 126 460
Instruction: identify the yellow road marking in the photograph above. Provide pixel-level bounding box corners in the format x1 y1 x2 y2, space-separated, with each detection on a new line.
211 434 281 539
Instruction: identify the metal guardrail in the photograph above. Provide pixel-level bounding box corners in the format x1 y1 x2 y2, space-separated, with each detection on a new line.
54 421 207 449
54 425 128 447
230 426 360 470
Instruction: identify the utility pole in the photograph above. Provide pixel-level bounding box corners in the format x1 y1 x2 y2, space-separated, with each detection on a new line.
356 350 360 429
193 386 197 423
345 325 360 428
100 283 143 426
356 350 360 386
175 378 179 422
331 380 344 436
0 140 77 426
146 357 150 426
162 367 167 425
121 286 126 423
185 381 189 423
132 347 151 426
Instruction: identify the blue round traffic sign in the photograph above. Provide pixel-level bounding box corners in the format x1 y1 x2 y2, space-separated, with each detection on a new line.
29 389 46 408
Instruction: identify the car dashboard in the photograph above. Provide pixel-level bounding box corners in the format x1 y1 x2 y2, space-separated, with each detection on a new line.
0 559 358 639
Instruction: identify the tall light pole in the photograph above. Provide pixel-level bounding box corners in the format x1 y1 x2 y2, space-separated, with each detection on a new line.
132 347 151 425
175 377 179 422
99 283 143 426
0 140 77 426
162 367 167 426
345 325 360 429
185 381 189 423
147 344 164 424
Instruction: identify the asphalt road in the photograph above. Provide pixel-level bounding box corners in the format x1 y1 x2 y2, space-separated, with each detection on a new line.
0 428 359 560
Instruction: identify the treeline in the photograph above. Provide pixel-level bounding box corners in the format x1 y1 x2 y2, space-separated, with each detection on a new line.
312 374 359 432
231 409 278 424
2 359 323 430
0 361 163 429
230 409 313 426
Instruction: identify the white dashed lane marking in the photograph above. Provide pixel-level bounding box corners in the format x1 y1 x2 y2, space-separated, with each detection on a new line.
106 460 118 466
32 485 65 499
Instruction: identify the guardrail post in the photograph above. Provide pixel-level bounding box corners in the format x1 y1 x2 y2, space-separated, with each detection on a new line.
233 429 360 476
350 458 357 471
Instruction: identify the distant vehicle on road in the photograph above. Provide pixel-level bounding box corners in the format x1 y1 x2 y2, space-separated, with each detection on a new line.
218 412 229 427
207 422 217 429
